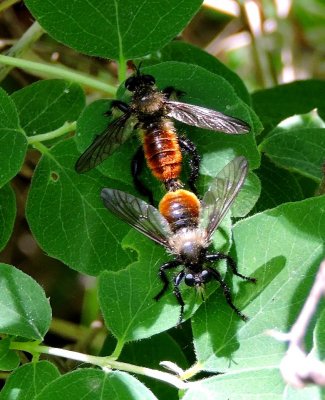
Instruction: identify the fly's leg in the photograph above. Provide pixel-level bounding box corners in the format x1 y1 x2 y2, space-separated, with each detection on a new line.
162 86 186 99
178 136 200 195
173 271 185 325
104 100 130 117
131 146 154 205
206 253 256 283
206 267 248 321
154 260 182 301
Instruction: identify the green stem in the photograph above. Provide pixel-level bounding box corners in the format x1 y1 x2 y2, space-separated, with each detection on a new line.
50 318 89 341
0 0 19 13
32 141 50 155
0 55 117 95
111 338 125 359
27 121 77 145
0 21 44 81
118 56 126 83
10 342 189 390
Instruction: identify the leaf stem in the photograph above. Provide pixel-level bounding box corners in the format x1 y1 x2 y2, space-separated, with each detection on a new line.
32 141 50 155
10 341 190 390
118 57 127 84
27 121 77 144
0 21 44 82
111 338 125 359
0 55 117 95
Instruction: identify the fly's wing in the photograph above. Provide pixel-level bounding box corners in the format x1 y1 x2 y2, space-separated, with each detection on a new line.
199 156 248 241
75 112 134 173
166 100 250 134
101 188 172 248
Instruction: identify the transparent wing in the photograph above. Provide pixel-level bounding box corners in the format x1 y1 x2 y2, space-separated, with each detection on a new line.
199 156 248 241
101 188 172 248
75 112 134 173
166 100 250 134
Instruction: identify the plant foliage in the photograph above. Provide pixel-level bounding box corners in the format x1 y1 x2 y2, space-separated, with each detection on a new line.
0 0 324 399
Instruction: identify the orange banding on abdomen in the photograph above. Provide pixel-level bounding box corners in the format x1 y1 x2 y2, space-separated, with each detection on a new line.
159 189 200 232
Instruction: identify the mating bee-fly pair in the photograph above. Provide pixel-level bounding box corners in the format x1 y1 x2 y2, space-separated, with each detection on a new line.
75 67 255 323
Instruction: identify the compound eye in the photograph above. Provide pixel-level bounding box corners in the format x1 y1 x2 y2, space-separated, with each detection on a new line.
142 74 155 85
185 273 196 287
200 270 211 283
125 77 137 91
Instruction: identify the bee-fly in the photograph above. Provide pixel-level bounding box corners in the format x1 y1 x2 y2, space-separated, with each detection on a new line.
76 68 250 202
101 156 256 323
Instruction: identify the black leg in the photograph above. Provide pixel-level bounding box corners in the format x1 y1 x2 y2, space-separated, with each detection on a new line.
154 260 181 301
104 100 130 116
131 146 154 205
162 86 186 99
206 253 256 283
178 136 200 195
207 267 248 321
173 271 185 325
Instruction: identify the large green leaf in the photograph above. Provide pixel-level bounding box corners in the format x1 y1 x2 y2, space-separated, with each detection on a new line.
11 80 85 137
24 0 202 60
260 127 325 181
34 369 157 400
252 80 325 131
157 41 250 104
0 361 60 400
26 139 134 275
0 87 27 188
0 184 16 251
190 196 325 397
253 155 304 212
0 263 51 340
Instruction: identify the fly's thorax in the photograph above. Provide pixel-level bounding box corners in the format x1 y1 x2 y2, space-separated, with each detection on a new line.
132 90 166 115
159 190 200 232
168 228 208 265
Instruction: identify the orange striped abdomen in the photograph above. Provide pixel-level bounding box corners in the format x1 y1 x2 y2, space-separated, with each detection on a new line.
142 121 182 184
159 190 200 232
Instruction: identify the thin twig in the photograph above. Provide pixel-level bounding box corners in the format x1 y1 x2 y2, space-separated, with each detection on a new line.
268 260 325 387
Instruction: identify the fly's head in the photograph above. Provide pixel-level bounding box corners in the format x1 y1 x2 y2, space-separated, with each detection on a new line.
125 74 156 94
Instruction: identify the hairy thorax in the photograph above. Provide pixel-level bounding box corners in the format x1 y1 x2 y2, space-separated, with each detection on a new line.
168 228 208 265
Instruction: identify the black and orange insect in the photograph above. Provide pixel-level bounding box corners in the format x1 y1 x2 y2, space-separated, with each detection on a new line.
75 69 250 201
101 156 256 323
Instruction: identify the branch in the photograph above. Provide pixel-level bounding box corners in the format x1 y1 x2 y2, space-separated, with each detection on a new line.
268 259 325 387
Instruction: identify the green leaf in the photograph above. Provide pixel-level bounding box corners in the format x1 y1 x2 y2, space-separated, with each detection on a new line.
99 232 181 342
252 80 325 131
253 155 304 212
24 0 202 60
26 139 134 275
183 369 280 400
231 172 261 217
0 87 27 188
157 41 251 104
0 360 60 400
260 127 325 181
192 196 325 385
0 263 51 340
11 80 85 137
0 184 16 251
0 338 19 371
34 368 157 400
